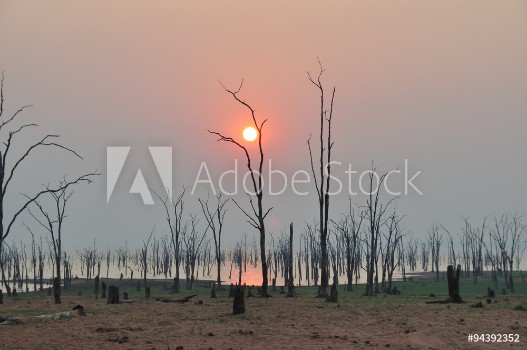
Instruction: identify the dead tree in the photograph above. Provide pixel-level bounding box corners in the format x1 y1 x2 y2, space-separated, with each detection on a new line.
199 193 228 290
441 225 457 268
306 60 336 298
0 73 98 294
406 238 418 272
286 223 295 297
233 240 244 286
209 80 272 297
446 264 462 303
152 187 186 293
27 177 96 303
364 166 394 296
141 228 154 288
491 213 525 292
382 212 404 293
427 224 442 282
333 204 364 292
182 214 209 289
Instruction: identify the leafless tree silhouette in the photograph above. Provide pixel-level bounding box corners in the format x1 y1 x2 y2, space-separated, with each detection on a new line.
306 59 336 298
199 193 228 290
209 80 271 297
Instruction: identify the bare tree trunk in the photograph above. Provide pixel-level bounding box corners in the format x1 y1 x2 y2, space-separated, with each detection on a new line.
446 264 462 303
232 285 245 315
107 285 119 304
53 277 61 304
287 223 295 297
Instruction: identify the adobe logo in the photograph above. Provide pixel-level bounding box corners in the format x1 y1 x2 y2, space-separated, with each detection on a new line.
106 147 172 205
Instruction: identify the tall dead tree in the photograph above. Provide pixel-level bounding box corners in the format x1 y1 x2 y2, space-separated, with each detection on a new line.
306 60 336 298
199 193 228 290
209 80 272 297
491 213 525 292
364 166 394 296
0 72 96 295
27 177 95 303
153 187 186 293
381 212 404 293
332 202 364 292
141 228 154 288
427 224 442 282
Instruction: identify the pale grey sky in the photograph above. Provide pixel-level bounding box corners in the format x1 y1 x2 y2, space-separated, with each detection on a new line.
0 0 526 250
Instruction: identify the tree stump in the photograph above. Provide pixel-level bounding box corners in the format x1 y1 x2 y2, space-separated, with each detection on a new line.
53 277 61 304
327 279 338 303
272 278 276 291
232 286 245 315
123 292 129 300
145 286 151 299
94 275 100 295
12 288 17 297
228 283 235 297
107 285 120 304
446 264 462 303
0 289 3 304
487 287 495 298
211 283 217 298
102 281 107 299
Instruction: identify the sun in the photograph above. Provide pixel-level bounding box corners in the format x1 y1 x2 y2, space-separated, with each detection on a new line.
243 126 258 142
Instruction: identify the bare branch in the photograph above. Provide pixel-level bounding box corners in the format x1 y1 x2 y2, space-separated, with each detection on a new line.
3 172 99 240
2 135 82 196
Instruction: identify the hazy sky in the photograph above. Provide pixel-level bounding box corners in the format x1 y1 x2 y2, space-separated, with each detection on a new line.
1 1 526 250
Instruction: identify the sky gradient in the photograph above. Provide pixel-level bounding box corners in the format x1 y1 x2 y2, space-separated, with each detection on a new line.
1 1 526 249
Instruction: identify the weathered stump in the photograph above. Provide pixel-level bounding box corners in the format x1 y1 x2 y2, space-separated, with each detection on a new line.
327 279 338 303
123 292 129 300
12 288 17 297
102 281 107 299
107 285 120 304
94 275 99 295
145 286 151 299
446 264 462 303
211 283 217 298
232 286 245 315
53 277 61 304
228 283 235 297
487 287 495 298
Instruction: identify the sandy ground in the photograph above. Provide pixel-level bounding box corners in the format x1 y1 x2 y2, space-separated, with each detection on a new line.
1 289 527 350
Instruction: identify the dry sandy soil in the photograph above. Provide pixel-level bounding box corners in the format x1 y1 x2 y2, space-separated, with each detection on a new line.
1 288 527 349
